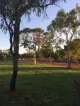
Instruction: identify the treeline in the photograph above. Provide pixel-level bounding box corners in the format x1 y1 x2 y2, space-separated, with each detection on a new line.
19 6 80 68
0 49 12 61
0 47 66 61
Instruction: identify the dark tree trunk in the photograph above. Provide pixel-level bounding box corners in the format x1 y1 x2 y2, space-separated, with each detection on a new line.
10 12 20 92
67 54 71 69
37 45 40 62
67 41 71 69
10 54 18 92
10 34 19 92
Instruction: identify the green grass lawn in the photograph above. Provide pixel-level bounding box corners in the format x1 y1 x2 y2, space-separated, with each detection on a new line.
0 61 80 106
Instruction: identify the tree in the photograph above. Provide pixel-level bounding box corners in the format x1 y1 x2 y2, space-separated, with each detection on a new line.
41 32 54 58
0 0 66 92
64 39 80 63
20 28 44 64
0 50 4 61
48 9 80 69
3 49 12 60
19 53 34 59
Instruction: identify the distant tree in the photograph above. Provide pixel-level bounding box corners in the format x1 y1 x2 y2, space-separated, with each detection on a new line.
54 47 65 60
0 50 8 61
41 32 54 58
64 39 80 63
0 51 4 61
26 52 34 58
48 9 80 68
19 53 34 59
0 50 2 53
3 49 12 60
20 28 44 64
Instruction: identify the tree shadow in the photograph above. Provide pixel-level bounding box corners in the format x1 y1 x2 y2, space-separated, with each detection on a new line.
0 71 80 105
0 65 80 105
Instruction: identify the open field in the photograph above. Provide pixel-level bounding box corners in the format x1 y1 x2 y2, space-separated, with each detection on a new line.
0 61 80 106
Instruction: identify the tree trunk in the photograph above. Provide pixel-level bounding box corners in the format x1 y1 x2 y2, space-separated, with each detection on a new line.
10 35 19 92
34 51 36 65
67 41 71 69
10 12 20 92
10 34 19 92
67 54 71 69
10 53 18 92
38 45 40 62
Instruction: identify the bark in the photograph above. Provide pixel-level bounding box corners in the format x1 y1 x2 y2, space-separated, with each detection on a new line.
67 54 71 69
38 45 40 62
10 54 18 92
67 41 71 69
10 12 20 92
34 51 36 65
66 34 71 69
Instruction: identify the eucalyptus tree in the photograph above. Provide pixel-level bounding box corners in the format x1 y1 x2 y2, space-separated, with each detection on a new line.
48 9 80 69
71 39 80 61
0 0 66 92
41 31 54 58
64 39 80 63
31 28 44 63
20 28 44 64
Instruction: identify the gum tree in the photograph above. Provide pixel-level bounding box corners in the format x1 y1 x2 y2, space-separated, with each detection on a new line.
20 28 44 64
48 9 80 69
65 39 80 62
41 32 54 59
0 0 66 92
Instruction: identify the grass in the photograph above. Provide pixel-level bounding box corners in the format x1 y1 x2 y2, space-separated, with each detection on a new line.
0 61 80 106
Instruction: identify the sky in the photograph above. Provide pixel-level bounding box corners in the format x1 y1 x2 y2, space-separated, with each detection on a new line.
0 0 80 54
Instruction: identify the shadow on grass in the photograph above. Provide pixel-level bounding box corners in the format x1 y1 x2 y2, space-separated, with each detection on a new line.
0 62 80 105
0 72 80 106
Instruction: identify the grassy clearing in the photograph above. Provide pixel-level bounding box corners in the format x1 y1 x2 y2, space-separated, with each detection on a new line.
0 61 80 106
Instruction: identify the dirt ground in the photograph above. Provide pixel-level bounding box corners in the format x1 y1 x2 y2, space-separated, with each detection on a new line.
41 62 80 69
19 59 80 69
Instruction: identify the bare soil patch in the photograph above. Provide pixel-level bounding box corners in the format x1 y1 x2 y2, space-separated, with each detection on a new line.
19 59 80 69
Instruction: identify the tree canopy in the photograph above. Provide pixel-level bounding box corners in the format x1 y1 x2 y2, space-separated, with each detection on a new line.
47 8 80 68
0 0 66 54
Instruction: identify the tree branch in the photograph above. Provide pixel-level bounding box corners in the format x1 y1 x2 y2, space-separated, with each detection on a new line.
2 12 14 55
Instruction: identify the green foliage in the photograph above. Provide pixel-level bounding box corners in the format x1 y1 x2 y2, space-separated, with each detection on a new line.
40 47 54 58
0 0 65 28
40 32 54 58
48 9 80 41
47 7 80 68
54 48 65 60
19 53 34 59
20 28 44 51
56 10 66 30
0 52 4 61
64 39 80 60
0 0 65 54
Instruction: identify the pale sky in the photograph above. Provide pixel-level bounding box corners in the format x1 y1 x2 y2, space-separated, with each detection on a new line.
0 0 80 54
